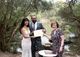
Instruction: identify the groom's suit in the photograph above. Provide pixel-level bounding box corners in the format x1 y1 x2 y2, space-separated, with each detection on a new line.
29 21 44 57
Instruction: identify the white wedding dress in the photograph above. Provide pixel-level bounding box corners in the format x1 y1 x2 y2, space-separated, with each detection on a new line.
21 28 32 57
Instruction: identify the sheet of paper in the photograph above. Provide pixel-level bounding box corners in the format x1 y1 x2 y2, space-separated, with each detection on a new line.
34 29 43 37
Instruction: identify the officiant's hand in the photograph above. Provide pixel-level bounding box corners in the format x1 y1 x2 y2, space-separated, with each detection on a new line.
59 46 63 52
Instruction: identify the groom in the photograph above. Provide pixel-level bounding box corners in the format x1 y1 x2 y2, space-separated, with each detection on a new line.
29 15 45 57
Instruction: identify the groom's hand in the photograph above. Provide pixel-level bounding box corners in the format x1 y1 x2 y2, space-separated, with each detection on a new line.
42 29 46 33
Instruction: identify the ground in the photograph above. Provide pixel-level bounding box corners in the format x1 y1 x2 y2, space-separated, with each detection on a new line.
0 51 21 57
0 51 80 57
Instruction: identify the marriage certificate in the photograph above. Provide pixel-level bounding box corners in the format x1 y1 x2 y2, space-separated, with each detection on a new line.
33 29 43 37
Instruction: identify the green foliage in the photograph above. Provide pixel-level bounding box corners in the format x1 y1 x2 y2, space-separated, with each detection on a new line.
73 3 80 16
0 0 53 52
58 0 80 55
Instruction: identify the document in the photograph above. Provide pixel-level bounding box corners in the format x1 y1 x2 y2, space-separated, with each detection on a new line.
34 29 43 37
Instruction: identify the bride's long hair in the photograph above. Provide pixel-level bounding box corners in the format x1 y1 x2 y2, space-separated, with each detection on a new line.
19 18 29 34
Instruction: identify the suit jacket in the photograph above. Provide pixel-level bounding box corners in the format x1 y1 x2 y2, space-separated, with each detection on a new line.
29 21 44 32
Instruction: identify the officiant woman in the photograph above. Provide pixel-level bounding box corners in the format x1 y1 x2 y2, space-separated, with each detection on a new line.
50 20 64 57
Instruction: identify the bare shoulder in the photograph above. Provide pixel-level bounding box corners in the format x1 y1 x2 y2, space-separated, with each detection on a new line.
21 27 26 32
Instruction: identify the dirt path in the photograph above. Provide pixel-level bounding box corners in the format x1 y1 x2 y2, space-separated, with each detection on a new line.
0 51 80 57
0 51 21 57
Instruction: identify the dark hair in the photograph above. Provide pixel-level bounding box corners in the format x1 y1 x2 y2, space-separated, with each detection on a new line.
51 21 59 28
19 18 29 34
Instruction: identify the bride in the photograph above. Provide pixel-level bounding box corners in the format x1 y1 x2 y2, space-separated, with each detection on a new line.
19 18 32 57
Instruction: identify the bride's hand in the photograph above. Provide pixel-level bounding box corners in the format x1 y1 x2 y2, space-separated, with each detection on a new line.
29 32 34 36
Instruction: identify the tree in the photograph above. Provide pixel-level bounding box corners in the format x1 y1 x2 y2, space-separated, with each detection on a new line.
0 0 53 52
58 0 80 54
